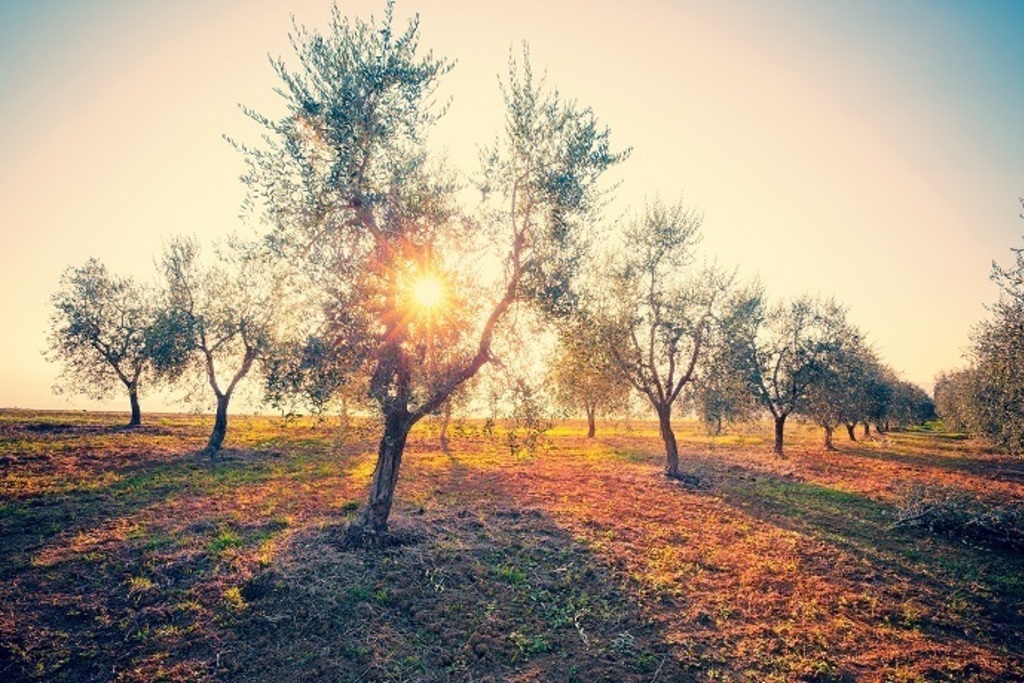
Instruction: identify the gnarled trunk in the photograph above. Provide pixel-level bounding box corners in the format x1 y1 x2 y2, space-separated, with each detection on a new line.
823 424 836 450
344 408 414 546
773 413 787 456
656 404 681 477
128 385 141 427
205 393 230 454
845 422 857 441
862 421 870 437
586 403 596 438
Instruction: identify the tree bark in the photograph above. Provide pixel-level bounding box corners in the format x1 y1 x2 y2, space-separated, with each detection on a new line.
823 424 836 450
586 404 596 438
845 423 857 441
205 393 230 454
862 421 870 437
656 404 681 477
344 409 414 546
773 414 787 456
439 400 451 452
128 386 141 427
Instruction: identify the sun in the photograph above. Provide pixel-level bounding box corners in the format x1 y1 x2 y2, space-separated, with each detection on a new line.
410 274 445 311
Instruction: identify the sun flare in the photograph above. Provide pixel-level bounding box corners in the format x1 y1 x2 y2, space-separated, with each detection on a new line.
410 275 445 311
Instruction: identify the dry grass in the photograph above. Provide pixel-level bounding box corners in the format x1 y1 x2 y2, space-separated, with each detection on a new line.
1 409 1022 682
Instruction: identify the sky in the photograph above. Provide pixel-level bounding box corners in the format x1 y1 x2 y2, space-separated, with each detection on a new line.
1 0 1022 412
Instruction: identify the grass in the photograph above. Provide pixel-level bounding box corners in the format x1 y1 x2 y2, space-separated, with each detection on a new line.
0 409 1022 681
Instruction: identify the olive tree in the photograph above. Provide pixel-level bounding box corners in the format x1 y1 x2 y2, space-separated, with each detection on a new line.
724 289 849 456
46 258 154 426
237 3 625 544
594 199 729 478
934 368 976 432
799 330 872 450
548 319 631 438
150 236 284 454
934 200 1024 453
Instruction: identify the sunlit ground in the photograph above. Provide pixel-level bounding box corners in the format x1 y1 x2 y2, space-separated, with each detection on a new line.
1 410 1022 681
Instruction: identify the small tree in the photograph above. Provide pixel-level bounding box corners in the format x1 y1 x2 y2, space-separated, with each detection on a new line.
689 320 760 436
237 3 625 543
46 258 154 426
548 320 630 437
150 236 283 454
800 333 872 450
595 198 729 478
724 289 848 456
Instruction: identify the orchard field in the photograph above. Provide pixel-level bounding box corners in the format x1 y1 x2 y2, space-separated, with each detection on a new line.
1 410 1022 682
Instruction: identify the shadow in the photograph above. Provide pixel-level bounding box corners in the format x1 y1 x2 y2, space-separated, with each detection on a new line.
835 442 1024 487
225 497 694 683
686 457 1024 651
0 423 374 682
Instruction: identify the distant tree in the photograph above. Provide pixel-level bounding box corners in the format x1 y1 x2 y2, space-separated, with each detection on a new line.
934 369 975 432
799 326 869 450
724 289 848 456
594 198 729 478
236 4 625 544
150 236 284 454
46 258 154 427
548 320 631 437
689 320 761 436
935 199 1024 454
857 361 894 437
970 220 1024 453
887 379 936 429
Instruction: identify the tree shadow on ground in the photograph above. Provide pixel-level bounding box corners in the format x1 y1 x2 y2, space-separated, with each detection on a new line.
836 436 1024 485
689 454 1024 652
225 499 693 683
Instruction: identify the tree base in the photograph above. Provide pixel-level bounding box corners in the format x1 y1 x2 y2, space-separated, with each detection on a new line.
338 517 382 549
665 469 701 488
336 516 426 551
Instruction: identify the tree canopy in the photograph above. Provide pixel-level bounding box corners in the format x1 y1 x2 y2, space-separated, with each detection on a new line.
46 258 154 427
236 1 626 543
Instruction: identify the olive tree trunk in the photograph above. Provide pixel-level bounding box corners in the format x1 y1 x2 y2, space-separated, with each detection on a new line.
773 413 787 456
656 404 681 477
845 423 857 441
205 393 231 454
585 403 596 438
439 400 451 452
128 385 141 428
345 409 414 545
823 424 836 450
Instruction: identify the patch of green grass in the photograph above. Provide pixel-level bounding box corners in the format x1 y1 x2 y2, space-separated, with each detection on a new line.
495 563 527 585
209 529 243 554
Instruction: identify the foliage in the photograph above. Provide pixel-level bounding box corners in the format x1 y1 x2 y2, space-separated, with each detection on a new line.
886 379 936 428
723 287 851 454
45 258 154 425
547 318 631 437
151 236 287 451
235 1 625 537
685 323 760 436
935 201 1024 454
593 197 729 475
798 327 870 448
934 368 977 432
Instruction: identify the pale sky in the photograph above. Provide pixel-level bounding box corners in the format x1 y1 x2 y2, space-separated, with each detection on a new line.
1 0 1022 411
